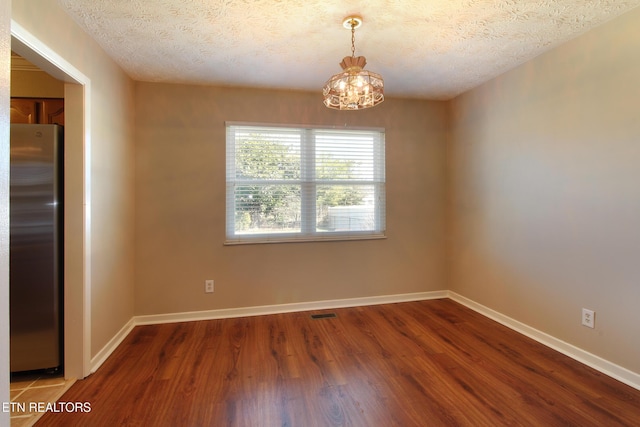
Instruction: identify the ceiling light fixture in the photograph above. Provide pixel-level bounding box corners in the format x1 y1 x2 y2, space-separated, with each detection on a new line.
323 16 384 110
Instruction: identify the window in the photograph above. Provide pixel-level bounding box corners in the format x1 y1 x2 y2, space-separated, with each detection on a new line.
226 123 385 244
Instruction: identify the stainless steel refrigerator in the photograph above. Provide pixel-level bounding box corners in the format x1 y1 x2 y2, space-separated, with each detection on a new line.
10 124 63 373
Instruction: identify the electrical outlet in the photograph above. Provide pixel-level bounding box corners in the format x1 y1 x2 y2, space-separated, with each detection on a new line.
205 280 214 293
582 308 595 329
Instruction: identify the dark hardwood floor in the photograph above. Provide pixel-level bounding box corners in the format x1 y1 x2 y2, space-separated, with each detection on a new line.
37 299 640 426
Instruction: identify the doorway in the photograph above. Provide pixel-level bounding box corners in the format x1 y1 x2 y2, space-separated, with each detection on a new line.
11 26 91 380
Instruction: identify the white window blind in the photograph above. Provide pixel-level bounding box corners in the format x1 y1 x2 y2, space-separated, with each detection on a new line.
226 123 385 244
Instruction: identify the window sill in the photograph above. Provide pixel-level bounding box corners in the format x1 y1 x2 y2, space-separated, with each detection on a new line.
224 234 387 246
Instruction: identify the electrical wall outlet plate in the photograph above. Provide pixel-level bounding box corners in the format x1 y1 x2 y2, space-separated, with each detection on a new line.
582 308 595 328
205 280 214 293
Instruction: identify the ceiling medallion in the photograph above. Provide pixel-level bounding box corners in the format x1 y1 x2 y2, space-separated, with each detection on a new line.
322 16 384 110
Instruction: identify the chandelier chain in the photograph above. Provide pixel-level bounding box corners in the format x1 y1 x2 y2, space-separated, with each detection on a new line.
351 21 356 57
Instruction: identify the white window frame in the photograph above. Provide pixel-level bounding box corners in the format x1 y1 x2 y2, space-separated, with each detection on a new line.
226 122 386 244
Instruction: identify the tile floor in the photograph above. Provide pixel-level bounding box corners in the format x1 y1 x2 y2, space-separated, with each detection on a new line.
9 374 75 427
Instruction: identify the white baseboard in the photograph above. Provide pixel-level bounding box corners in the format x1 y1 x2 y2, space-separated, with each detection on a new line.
134 291 448 325
448 291 640 391
90 317 135 374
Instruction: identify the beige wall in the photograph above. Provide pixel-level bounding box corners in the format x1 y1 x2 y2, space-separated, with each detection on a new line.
135 84 447 315
449 8 640 373
11 68 64 98
1 1 11 424
11 0 136 359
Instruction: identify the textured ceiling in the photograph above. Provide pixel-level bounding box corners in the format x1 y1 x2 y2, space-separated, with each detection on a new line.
58 0 640 100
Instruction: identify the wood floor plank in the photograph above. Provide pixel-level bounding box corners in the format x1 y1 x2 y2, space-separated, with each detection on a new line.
36 299 640 426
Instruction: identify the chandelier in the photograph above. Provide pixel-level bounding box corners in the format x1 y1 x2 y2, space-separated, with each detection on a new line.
323 16 384 110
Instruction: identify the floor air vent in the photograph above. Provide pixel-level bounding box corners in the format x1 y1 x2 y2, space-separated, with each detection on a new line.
310 313 337 319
